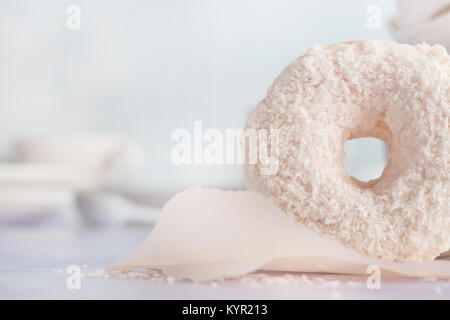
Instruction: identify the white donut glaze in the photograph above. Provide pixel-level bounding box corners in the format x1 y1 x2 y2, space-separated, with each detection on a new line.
245 40 450 261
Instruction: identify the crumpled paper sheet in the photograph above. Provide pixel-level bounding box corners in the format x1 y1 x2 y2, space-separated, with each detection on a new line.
107 187 450 281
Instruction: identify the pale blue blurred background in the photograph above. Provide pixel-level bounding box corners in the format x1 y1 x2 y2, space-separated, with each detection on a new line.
2 0 450 300
0 0 398 195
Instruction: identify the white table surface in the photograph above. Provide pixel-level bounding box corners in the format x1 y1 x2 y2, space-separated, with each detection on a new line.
1 219 449 300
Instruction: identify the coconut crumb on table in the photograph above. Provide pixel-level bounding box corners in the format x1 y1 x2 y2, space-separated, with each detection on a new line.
81 269 450 290
82 269 354 287
233 273 341 287
83 268 162 281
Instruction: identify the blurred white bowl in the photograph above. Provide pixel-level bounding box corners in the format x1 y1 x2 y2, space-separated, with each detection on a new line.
0 163 102 216
0 134 144 223
13 134 144 189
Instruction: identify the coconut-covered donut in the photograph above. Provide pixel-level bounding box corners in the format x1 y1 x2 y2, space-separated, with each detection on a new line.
245 40 449 262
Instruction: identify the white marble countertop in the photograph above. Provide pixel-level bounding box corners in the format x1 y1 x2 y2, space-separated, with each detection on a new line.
1 221 449 300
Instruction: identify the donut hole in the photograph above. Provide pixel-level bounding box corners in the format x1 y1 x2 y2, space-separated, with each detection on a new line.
344 137 389 184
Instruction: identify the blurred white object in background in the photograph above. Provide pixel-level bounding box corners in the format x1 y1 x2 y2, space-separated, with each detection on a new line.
391 0 450 49
0 163 100 211
13 134 144 188
0 134 144 224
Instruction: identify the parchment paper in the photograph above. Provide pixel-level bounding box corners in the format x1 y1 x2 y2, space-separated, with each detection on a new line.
107 187 450 281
